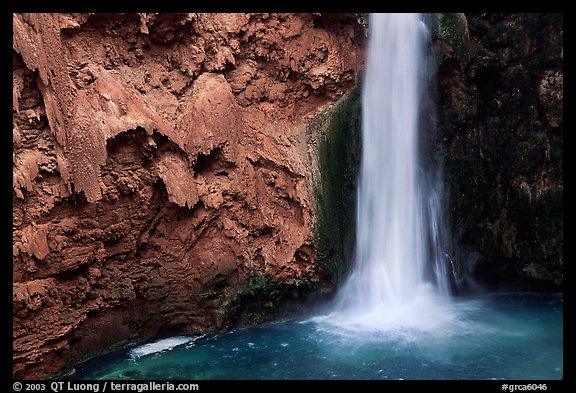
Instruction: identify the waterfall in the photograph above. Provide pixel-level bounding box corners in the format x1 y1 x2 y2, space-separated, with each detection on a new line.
329 13 452 332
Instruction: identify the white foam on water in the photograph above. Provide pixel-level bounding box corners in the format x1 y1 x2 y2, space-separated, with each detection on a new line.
129 336 193 360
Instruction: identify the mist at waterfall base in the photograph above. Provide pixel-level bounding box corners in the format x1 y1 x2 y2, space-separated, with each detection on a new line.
68 294 562 380
66 14 563 380
323 12 453 334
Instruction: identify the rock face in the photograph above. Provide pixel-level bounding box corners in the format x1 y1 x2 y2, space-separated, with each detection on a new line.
12 13 365 379
436 13 563 291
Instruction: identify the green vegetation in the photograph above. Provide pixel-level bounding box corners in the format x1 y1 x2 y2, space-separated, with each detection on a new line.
217 271 320 329
436 13 472 67
310 89 361 285
435 13 563 290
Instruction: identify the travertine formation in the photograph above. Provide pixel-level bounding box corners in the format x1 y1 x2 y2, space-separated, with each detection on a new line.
13 13 365 379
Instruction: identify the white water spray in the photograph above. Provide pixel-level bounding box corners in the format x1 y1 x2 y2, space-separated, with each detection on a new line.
328 13 452 333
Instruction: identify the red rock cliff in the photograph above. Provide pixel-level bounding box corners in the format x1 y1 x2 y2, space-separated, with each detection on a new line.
12 13 365 379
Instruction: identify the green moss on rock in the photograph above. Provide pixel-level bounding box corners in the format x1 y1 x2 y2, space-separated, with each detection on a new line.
309 89 361 285
436 13 472 67
217 271 322 329
436 13 563 291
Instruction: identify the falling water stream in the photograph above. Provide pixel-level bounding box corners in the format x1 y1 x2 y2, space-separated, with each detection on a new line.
66 14 563 380
327 13 452 333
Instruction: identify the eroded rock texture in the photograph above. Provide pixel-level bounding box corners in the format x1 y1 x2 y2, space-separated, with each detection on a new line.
13 13 365 379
